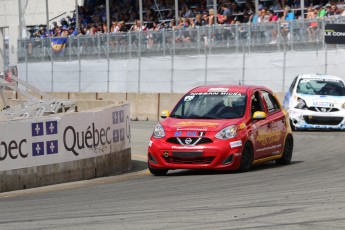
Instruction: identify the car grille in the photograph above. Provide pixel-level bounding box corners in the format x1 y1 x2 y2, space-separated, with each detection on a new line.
166 137 213 145
163 156 215 165
308 107 339 112
303 116 343 125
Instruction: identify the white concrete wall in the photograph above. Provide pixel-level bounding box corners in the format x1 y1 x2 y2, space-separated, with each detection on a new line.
17 49 345 94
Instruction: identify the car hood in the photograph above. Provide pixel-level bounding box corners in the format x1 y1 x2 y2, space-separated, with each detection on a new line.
161 118 243 132
297 93 345 108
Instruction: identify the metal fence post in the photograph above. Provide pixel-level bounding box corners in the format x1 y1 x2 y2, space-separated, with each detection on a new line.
77 36 81 92
325 43 328 74
204 50 208 85
241 42 246 85
282 45 287 93
138 31 141 93
107 33 110 92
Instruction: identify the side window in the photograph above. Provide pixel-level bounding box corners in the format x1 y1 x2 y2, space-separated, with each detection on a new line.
251 91 264 116
289 76 298 93
261 91 281 114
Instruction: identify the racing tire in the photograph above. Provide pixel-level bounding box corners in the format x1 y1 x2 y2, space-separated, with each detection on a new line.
238 142 254 172
148 165 168 176
276 134 293 165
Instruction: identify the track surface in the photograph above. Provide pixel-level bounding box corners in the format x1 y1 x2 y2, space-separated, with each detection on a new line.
1 121 345 230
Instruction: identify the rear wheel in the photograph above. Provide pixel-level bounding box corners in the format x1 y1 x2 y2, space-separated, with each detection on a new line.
148 164 168 176
276 134 293 165
238 142 253 172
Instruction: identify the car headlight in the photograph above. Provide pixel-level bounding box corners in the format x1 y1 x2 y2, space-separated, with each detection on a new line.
295 98 307 109
215 125 238 140
153 123 165 138
342 103 345 109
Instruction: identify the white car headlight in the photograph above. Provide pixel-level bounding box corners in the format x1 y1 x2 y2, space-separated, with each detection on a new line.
295 98 307 109
215 125 238 140
153 123 165 138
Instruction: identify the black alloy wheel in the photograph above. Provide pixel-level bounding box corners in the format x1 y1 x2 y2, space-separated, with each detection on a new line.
276 134 293 165
238 142 253 172
148 164 168 176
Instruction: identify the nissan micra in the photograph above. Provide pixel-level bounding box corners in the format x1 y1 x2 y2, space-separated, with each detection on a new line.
148 85 293 175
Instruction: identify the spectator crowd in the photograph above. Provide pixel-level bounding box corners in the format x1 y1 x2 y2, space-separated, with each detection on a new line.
27 0 345 39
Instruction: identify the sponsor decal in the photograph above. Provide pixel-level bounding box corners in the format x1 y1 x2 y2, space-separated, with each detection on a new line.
63 123 112 156
32 121 59 157
64 109 128 156
313 101 334 107
175 121 218 128
230 140 242 148
46 121 58 135
113 111 119 124
171 146 203 150
32 142 44 156
256 130 282 146
184 95 195 101
174 131 198 137
47 140 58 154
325 24 345 44
208 88 229 92
148 140 153 147
239 123 246 129
190 92 242 96
32 122 44 136
257 144 282 152
0 139 28 160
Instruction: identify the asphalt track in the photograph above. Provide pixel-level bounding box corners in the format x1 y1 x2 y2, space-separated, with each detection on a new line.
1 121 345 230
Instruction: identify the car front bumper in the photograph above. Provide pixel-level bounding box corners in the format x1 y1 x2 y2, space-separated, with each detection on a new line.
288 108 345 130
147 138 243 171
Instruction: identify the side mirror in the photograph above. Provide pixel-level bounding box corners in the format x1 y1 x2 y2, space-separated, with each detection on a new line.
161 110 170 119
252 111 267 120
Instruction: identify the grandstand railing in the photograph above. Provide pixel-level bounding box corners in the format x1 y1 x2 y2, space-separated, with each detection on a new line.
17 17 345 62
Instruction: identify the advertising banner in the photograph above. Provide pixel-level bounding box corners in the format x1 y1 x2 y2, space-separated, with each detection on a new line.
0 104 130 171
325 24 345 44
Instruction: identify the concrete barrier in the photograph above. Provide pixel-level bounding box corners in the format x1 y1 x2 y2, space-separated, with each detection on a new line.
0 91 286 121
0 103 131 193
0 149 130 192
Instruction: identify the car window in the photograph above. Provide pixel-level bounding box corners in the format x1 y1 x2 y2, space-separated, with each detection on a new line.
261 91 281 114
289 76 298 93
251 91 264 116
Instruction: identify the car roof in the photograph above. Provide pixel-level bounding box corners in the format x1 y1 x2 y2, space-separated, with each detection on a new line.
297 74 344 81
188 85 268 94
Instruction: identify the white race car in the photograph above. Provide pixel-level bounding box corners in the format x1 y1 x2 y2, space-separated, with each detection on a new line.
283 74 345 130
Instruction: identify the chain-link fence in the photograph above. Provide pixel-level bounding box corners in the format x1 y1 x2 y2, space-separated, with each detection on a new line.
16 17 345 93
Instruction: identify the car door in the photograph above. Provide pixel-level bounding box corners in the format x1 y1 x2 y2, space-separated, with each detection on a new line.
250 90 272 160
259 90 287 158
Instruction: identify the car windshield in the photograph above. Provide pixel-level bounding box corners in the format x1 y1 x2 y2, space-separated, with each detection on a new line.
170 92 246 119
297 78 345 96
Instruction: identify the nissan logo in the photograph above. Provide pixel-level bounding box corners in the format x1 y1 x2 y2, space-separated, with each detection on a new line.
321 108 327 112
185 138 193 145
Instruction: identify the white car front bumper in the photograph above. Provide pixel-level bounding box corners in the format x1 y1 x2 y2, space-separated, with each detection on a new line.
288 108 345 130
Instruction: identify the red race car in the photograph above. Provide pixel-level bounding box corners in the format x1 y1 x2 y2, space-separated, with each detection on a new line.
147 85 294 175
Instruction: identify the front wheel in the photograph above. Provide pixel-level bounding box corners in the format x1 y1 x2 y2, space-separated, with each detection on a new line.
276 134 293 165
148 164 168 176
238 142 253 172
